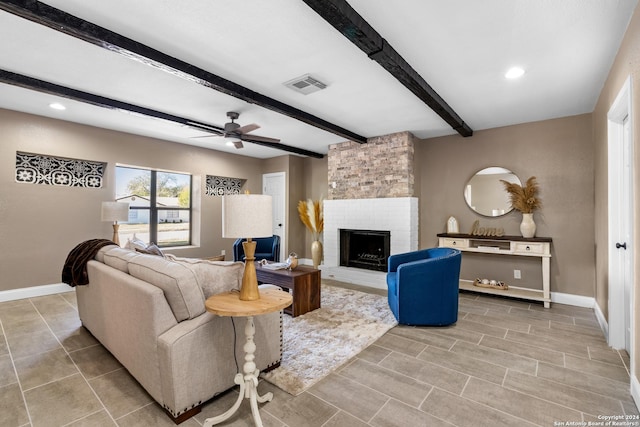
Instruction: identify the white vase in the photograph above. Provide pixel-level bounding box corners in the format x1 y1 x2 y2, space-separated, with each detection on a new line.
520 213 536 238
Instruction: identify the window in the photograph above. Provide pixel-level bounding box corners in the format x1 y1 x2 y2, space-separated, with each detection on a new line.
116 166 192 247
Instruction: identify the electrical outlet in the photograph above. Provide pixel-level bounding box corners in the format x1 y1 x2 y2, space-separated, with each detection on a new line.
221 249 226 256
514 269 521 279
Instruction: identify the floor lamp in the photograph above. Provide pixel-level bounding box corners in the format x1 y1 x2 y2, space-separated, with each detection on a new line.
101 201 130 246
222 194 273 301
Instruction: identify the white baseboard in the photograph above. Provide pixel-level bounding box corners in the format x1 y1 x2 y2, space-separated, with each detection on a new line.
0 283 73 303
550 292 595 308
632 374 640 412
594 301 609 342
318 265 387 290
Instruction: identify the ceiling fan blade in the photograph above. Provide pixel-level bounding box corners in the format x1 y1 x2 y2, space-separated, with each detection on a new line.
233 140 244 149
241 134 281 144
236 123 260 134
190 134 223 139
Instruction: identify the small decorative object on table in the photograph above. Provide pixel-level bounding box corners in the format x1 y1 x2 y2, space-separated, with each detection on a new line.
473 278 509 290
447 216 459 234
286 252 298 270
501 176 542 238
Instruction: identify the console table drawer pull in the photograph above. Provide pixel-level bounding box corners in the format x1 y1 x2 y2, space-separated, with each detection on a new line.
514 242 544 254
442 238 468 248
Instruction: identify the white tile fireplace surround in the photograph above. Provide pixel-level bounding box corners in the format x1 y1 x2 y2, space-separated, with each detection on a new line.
321 197 419 290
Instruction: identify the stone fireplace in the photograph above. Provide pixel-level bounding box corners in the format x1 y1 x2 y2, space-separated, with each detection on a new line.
321 131 419 289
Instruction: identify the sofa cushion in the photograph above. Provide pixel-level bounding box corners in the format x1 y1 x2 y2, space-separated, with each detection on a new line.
166 255 243 299
128 254 205 321
94 244 119 263
103 247 141 273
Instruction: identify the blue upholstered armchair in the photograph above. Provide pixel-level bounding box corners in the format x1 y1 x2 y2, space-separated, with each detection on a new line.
233 235 281 262
386 247 462 326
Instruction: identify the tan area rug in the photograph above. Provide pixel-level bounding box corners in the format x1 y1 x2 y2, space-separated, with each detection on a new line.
261 283 397 395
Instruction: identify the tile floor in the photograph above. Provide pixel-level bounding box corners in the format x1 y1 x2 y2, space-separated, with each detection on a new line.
0 285 636 427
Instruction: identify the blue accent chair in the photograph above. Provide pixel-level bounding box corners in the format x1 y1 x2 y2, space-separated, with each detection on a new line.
233 235 281 262
386 247 462 326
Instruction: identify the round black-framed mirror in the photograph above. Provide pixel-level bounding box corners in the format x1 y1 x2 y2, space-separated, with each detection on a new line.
464 167 521 217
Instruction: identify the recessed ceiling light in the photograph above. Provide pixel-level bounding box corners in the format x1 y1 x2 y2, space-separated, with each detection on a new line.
49 102 66 110
505 67 525 79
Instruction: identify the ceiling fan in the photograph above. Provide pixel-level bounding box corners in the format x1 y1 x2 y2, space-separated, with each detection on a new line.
189 111 280 149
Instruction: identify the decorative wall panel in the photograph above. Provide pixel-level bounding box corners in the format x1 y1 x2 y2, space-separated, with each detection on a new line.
205 175 244 196
15 151 106 188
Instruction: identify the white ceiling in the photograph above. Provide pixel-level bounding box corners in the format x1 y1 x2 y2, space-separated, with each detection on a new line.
0 0 636 158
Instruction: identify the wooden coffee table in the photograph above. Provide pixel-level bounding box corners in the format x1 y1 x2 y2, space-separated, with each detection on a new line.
255 264 321 317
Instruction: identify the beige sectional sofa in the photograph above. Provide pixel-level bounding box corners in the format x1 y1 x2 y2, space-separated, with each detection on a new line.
76 246 282 423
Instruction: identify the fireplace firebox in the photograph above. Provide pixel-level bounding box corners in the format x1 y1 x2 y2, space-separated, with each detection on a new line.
339 229 391 272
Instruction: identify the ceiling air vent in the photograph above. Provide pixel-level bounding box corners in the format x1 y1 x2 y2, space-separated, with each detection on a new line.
284 74 327 95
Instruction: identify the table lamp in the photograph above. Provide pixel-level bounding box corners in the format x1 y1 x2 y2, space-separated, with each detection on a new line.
222 194 273 301
101 201 130 245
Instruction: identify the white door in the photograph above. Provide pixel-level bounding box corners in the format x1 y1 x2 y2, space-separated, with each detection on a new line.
263 172 286 262
607 76 634 354
622 116 633 352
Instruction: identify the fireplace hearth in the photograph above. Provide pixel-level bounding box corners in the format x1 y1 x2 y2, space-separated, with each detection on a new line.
340 229 391 272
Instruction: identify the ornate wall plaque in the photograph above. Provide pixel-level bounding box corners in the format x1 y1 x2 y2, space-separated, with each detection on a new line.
205 175 244 196
15 151 106 188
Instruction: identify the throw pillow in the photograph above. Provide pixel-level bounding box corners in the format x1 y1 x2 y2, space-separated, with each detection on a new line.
135 243 165 257
125 235 147 251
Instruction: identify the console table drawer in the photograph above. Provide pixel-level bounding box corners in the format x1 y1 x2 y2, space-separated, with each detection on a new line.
441 237 469 248
513 242 546 255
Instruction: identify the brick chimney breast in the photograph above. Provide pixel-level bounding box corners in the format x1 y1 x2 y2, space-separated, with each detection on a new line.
328 131 415 200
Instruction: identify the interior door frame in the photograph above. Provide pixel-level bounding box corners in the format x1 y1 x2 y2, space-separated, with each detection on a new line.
607 75 634 353
263 172 286 261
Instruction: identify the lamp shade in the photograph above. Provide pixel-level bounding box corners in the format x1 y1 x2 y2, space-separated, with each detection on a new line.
101 201 129 222
222 194 273 238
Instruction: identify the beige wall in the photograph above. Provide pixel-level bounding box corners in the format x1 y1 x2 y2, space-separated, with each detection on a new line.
592 6 640 374
291 156 328 259
417 114 595 297
0 108 265 291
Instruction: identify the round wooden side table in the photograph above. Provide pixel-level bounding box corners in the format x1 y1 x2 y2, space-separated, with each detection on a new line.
203 288 292 427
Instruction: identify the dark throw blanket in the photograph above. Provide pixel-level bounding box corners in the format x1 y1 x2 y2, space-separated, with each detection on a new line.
62 239 116 287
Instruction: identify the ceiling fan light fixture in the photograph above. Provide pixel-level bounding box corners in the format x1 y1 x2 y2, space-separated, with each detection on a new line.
49 102 66 110
224 136 240 144
505 67 525 79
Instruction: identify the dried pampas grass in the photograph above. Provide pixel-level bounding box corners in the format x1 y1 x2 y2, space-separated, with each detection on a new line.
298 199 323 240
501 176 542 214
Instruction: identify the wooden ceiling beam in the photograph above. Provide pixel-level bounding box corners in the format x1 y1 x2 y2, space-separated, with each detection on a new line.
0 69 325 158
0 0 367 146
301 0 473 137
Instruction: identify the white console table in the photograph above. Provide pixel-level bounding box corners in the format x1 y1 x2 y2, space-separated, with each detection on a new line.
437 233 552 308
